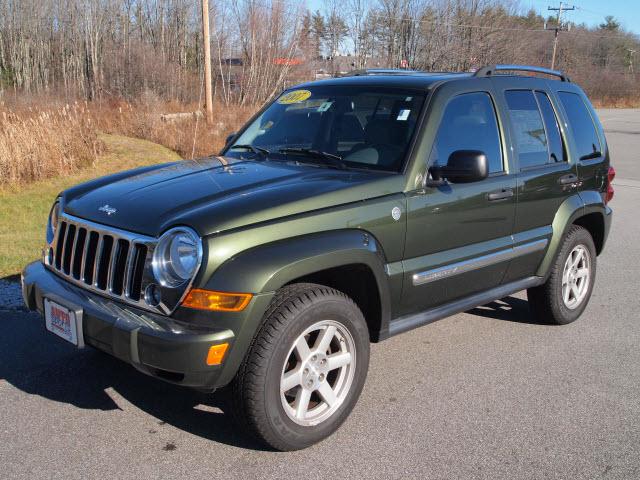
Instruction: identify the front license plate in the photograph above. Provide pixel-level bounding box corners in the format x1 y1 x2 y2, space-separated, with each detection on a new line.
44 299 80 346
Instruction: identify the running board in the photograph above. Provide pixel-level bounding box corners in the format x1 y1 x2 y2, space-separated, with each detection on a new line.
383 276 544 339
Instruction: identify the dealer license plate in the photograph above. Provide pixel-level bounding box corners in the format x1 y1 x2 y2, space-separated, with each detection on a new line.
44 299 80 346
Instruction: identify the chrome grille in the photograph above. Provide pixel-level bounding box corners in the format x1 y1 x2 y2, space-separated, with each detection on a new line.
45 214 155 308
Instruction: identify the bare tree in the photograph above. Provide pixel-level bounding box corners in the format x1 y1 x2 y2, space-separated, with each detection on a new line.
0 0 637 105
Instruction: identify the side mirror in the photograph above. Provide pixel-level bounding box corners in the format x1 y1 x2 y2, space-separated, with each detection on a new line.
430 150 488 185
225 132 236 146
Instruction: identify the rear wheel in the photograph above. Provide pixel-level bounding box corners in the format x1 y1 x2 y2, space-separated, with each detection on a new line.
232 283 370 451
528 225 597 325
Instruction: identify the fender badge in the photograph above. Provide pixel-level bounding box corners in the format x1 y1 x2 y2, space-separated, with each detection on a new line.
98 204 117 216
391 207 401 221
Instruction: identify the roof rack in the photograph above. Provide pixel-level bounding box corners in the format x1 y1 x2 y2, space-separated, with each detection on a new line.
343 69 426 77
474 64 571 82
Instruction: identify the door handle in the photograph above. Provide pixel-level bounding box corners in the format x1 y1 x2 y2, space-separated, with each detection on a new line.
558 173 579 185
487 188 514 201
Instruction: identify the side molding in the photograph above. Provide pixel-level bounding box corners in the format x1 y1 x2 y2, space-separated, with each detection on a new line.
412 239 548 286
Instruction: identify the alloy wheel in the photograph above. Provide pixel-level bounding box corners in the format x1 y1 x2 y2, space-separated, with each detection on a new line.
280 320 356 426
562 244 591 310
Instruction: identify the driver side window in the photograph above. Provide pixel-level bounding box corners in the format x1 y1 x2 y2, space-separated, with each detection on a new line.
429 92 503 174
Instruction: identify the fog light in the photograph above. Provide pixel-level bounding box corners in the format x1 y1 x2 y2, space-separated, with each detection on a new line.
145 284 162 307
182 289 252 312
206 343 229 365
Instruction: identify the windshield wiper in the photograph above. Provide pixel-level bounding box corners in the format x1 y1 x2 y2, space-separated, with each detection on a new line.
229 144 271 157
278 148 347 170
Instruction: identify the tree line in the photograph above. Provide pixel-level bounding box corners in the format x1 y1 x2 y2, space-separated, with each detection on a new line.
0 0 638 106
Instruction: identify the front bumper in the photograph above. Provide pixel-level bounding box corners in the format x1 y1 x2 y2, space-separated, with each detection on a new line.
21 261 272 390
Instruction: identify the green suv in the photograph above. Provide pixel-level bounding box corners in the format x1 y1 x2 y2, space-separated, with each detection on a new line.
22 64 613 450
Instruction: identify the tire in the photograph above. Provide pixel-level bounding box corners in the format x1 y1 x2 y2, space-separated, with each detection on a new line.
231 283 370 451
527 225 597 325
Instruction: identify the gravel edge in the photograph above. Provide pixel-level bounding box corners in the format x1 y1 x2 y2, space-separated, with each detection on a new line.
0 279 26 311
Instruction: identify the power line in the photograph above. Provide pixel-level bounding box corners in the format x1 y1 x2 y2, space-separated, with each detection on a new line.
574 5 612 19
526 0 610 18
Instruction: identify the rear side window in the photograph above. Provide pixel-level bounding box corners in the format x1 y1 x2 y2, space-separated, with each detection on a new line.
429 92 503 173
558 92 601 160
505 90 549 169
535 92 566 163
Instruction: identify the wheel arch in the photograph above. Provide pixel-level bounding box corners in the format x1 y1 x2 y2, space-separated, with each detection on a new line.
536 192 608 278
574 189 611 255
202 229 392 341
573 211 605 254
285 263 384 342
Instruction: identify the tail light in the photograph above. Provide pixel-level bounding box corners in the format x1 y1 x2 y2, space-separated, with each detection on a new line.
605 166 615 204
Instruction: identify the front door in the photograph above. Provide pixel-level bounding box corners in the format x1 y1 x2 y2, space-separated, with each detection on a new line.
401 86 516 316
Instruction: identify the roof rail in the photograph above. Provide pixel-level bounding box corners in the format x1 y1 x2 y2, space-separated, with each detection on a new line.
343 69 426 77
474 64 571 82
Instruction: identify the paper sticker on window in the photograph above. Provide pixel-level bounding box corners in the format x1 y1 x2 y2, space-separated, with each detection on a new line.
317 101 333 112
277 89 312 104
397 109 411 121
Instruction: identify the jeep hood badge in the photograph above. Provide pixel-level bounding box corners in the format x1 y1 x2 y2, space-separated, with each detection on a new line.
98 204 117 216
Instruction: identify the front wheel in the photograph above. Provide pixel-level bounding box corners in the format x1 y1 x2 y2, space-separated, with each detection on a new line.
231 283 370 451
528 225 597 325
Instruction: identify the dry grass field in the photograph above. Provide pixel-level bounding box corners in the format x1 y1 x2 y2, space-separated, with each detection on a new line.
0 97 254 187
90 97 255 160
0 102 105 185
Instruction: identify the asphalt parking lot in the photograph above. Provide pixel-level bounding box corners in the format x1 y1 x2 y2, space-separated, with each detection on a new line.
1 109 639 479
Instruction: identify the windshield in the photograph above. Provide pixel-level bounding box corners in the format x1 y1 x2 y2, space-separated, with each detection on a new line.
225 86 426 172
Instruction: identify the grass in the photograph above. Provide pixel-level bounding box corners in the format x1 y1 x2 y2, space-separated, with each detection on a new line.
0 102 104 185
0 134 180 278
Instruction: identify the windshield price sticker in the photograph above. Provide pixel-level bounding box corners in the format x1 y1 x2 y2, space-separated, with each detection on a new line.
317 101 333 112
397 109 411 121
278 90 312 105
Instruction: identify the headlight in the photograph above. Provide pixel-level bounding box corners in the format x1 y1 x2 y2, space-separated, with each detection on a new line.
47 201 60 244
152 227 202 288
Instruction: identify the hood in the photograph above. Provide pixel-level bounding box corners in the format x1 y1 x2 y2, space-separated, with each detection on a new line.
62 156 402 237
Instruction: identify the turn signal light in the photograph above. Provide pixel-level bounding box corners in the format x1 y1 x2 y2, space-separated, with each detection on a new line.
206 343 229 365
182 289 252 312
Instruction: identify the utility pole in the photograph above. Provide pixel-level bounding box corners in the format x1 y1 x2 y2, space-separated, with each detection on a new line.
546 2 575 70
628 49 636 74
201 0 213 124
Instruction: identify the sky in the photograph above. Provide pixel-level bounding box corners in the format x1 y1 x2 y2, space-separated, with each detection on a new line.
306 0 640 35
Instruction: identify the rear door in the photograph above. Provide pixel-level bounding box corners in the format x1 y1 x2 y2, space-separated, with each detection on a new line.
401 79 517 316
490 77 578 282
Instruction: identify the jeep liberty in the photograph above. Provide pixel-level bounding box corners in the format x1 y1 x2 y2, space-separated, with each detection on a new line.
22 64 613 450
